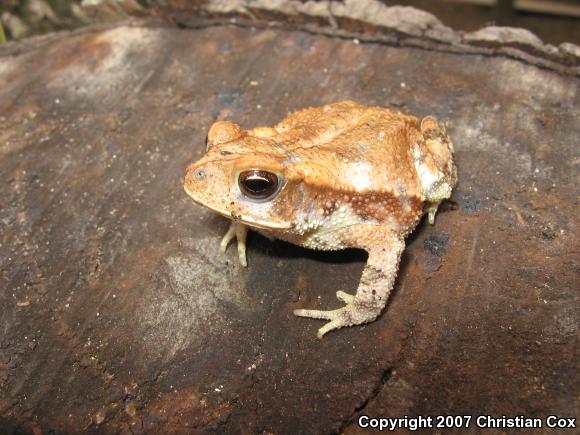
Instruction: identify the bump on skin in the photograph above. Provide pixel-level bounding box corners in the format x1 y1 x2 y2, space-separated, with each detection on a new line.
207 120 243 150
184 100 457 337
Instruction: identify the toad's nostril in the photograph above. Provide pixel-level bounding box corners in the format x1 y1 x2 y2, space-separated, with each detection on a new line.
194 169 206 180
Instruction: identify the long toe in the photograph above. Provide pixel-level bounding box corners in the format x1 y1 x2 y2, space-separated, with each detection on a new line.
317 319 343 338
336 291 355 303
293 308 337 320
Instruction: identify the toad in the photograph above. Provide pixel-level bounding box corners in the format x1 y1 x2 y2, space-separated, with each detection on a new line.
184 101 457 338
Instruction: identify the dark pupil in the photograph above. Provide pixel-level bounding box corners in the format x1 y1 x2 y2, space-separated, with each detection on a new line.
245 176 271 193
239 170 278 199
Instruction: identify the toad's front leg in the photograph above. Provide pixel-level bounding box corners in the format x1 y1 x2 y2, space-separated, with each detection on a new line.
294 225 405 338
220 221 249 267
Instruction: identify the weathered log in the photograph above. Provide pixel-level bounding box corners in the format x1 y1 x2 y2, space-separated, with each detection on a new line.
0 3 578 433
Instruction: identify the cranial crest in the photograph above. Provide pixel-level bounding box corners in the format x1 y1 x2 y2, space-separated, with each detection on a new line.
207 120 243 150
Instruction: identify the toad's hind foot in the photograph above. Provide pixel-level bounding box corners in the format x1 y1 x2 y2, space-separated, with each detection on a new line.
220 221 248 267
294 291 381 339
426 201 441 224
294 225 405 338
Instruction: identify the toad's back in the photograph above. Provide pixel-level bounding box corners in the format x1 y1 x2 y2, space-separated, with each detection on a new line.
254 100 427 200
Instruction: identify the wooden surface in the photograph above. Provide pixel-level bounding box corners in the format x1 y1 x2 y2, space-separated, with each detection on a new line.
0 13 578 434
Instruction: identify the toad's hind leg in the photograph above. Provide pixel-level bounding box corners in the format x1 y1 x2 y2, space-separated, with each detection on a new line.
294 225 405 338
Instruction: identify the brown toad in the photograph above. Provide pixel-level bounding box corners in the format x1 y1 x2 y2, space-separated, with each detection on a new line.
184 101 457 338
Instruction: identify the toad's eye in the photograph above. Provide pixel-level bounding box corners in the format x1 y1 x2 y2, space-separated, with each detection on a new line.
238 170 280 200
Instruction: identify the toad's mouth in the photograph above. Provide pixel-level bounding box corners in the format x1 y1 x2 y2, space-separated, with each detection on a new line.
184 187 292 230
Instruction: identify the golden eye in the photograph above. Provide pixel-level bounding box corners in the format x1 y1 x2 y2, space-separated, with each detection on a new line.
238 170 279 200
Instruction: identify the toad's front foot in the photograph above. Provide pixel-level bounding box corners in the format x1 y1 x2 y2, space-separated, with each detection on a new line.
220 221 248 267
294 291 382 338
